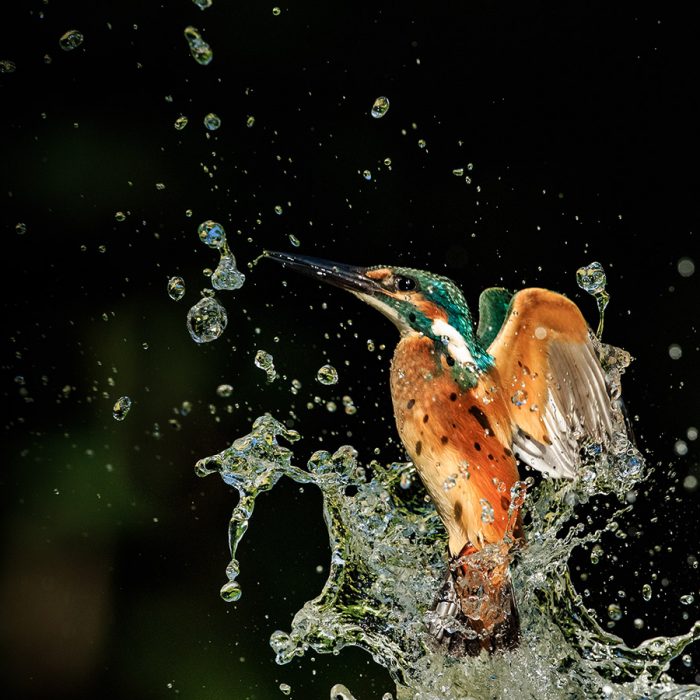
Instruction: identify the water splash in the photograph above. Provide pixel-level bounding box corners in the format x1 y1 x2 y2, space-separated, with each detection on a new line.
197 342 700 699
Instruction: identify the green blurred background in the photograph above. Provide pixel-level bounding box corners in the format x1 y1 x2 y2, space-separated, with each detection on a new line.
1 1 698 698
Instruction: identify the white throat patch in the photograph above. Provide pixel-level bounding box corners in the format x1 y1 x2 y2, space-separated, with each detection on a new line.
431 318 475 365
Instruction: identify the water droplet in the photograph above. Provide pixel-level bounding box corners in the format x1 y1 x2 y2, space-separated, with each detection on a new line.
383 157 392 167
399 472 412 489
675 439 689 456
443 475 457 491
59 30 84 51
688 427 698 441
211 255 245 291
246 115 255 127
682 653 693 668
220 580 242 602
480 498 495 524
193 0 213 9
642 583 652 601
366 339 375 352
113 396 132 421
15 222 27 235
187 297 227 343
362 170 372 180
576 261 609 337
590 544 604 565
114 211 127 222
289 234 300 247
184 26 213 65
255 350 278 382
371 96 390 118
576 261 607 295
180 400 192 416
607 603 623 621
680 593 695 605
203 112 221 130
167 276 186 301
217 384 233 398
198 220 226 248
174 115 188 130
316 364 338 385
511 389 528 407
155 182 166 191
272 6 282 16
274 204 283 215
668 343 682 360
452 168 464 176
0 60 16 73
417 139 426 149
279 684 291 696
678 257 695 278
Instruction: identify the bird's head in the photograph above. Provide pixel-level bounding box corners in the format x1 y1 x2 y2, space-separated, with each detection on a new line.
265 251 493 378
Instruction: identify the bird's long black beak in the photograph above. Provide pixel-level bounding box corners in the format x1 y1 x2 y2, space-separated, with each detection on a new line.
264 251 378 295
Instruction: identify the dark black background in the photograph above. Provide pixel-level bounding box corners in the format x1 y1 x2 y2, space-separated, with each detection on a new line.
1 1 698 698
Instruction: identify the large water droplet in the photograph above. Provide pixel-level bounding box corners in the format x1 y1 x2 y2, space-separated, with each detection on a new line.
211 255 245 291
371 96 390 118
216 383 233 398
187 297 227 343
174 115 188 130
167 276 186 301
184 26 212 65
576 261 607 295
642 583 652 601
113 396 132 421
220 580 241 602
203 112 221 130
59 30 84 51
316 364 338 385
278 683 291 696
198 220 226 248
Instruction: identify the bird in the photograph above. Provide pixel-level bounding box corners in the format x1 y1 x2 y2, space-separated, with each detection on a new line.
265 251 616 656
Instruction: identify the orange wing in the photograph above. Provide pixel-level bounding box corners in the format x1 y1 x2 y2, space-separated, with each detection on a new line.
487 288 614 478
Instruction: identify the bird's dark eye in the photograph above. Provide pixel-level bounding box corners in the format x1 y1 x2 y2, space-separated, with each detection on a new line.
395 276 416 292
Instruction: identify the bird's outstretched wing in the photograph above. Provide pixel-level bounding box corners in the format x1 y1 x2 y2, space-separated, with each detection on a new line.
486 288 614 478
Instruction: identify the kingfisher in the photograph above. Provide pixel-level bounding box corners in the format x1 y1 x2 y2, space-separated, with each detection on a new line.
265 251 616 656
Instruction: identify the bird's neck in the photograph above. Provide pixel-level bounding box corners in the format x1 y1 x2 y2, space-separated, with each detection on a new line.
420 317 492 390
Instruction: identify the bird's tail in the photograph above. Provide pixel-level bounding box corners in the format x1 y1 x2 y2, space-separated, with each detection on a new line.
426 543 520 656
